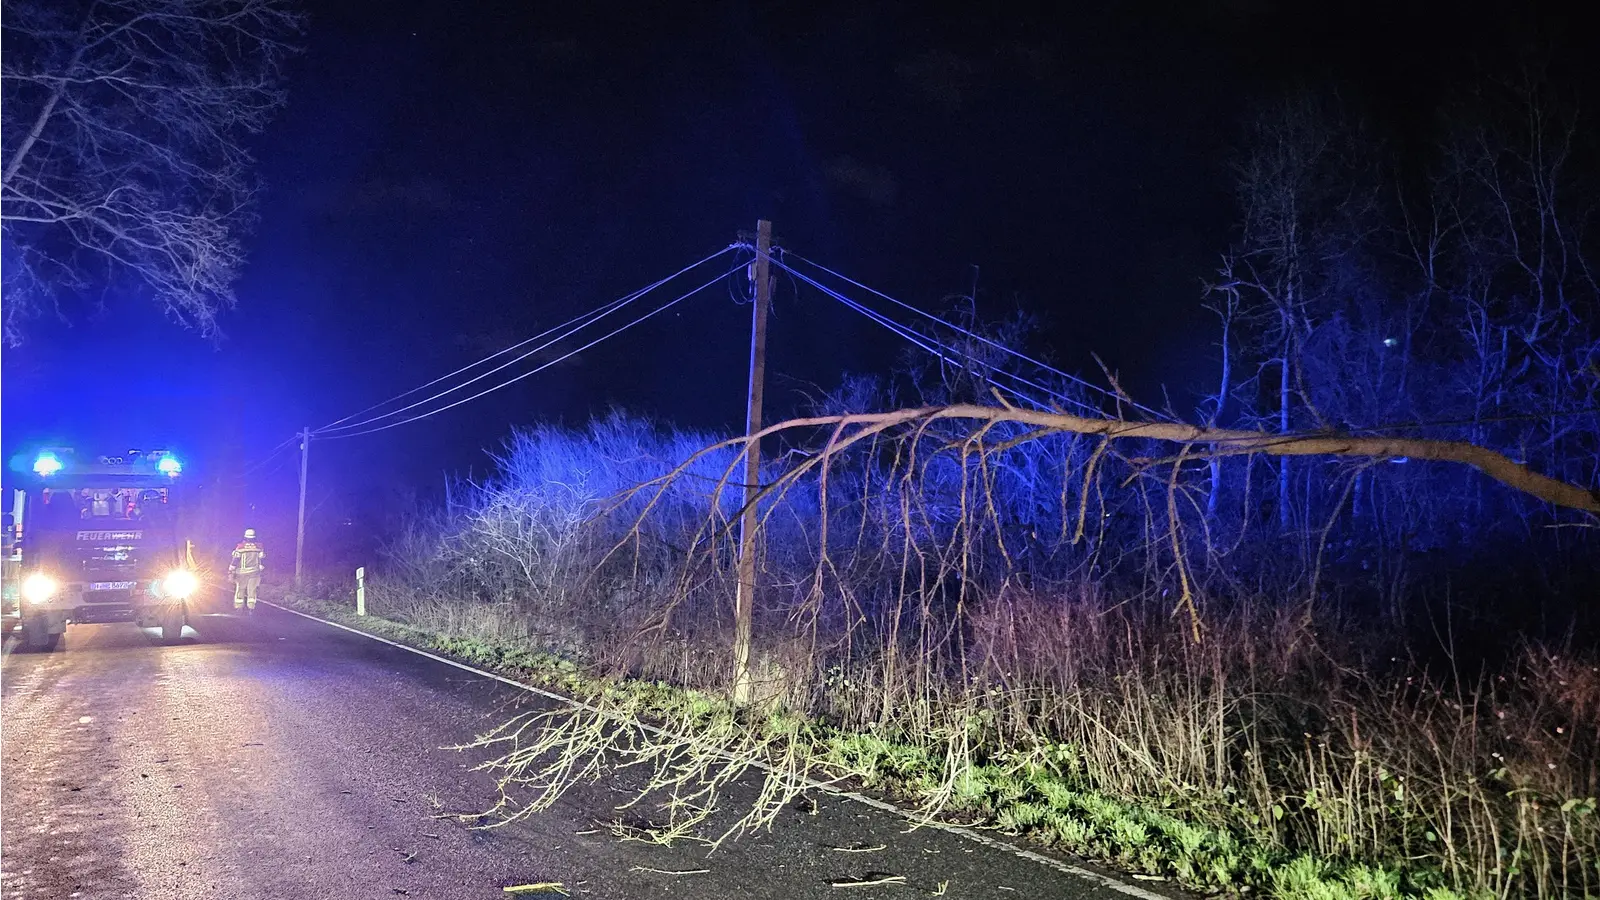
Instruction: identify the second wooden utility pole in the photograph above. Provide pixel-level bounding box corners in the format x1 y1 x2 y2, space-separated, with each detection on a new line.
295 426 310 587
732 219 772 706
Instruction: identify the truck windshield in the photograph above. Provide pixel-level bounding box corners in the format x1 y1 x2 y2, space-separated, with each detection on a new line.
34 488 175 532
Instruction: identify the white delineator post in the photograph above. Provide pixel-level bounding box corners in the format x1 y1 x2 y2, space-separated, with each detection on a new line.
356 566 366 616
295 427 310 587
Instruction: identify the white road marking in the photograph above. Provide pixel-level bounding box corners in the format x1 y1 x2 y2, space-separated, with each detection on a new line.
265 601 1172 900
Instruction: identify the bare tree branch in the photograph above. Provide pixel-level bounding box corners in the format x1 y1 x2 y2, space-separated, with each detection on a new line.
1 0 302 345
703 405 1599 515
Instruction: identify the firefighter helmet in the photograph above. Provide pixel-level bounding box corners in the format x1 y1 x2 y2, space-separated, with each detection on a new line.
243 528 257 540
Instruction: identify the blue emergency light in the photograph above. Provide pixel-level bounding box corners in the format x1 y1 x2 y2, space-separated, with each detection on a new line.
157 456 183 476
32 453 64 476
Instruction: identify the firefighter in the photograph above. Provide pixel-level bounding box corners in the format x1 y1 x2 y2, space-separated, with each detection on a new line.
230 528 266 614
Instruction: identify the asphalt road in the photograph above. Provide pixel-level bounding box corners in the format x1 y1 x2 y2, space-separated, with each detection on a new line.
2 606 1156 900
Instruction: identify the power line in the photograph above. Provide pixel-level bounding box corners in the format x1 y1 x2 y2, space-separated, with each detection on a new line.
316 262 748 440
771 256 1107 417
237 434 300 479
777 249 1165 420
782 247 1153 417
244 445 296 482
315 284 645 435
776 261 1063 410
317 245 741 434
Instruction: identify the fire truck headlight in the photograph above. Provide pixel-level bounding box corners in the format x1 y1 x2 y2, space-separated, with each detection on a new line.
163 569 199 599
22 573 59 604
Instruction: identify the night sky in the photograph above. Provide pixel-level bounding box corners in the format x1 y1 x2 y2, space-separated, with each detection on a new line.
2 0 1588 530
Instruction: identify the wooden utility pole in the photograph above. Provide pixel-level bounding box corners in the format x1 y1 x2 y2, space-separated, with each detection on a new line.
733 219 772 705
295 427 310 587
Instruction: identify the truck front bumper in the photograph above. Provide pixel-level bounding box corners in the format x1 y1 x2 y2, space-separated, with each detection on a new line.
23 592 186 632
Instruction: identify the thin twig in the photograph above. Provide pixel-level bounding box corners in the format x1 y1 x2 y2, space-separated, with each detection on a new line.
831 874 908 888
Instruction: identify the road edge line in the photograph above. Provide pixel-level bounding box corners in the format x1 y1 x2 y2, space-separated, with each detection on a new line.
264 601 1173 900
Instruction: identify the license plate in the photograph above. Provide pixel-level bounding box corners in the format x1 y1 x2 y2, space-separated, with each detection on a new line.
90 581 136 591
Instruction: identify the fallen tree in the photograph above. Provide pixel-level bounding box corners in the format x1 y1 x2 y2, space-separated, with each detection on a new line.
339 407 1597 900
697 403 1600 516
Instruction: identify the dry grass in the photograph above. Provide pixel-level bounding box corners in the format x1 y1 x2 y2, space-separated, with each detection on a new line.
315 412 1598 900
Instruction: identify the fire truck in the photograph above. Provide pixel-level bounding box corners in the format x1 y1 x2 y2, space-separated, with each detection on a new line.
10 448 204 650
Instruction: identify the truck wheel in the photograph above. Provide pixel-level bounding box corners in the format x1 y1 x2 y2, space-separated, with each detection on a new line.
161 606 186 643
23 619 59 652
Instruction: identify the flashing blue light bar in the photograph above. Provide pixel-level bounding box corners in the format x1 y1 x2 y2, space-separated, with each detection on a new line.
157 456 183 476
33 453 64 476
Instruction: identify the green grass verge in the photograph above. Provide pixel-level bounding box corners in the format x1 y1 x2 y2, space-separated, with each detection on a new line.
276 591 1496 900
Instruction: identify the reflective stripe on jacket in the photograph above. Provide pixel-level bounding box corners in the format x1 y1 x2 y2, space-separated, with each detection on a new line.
232 541 266 575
